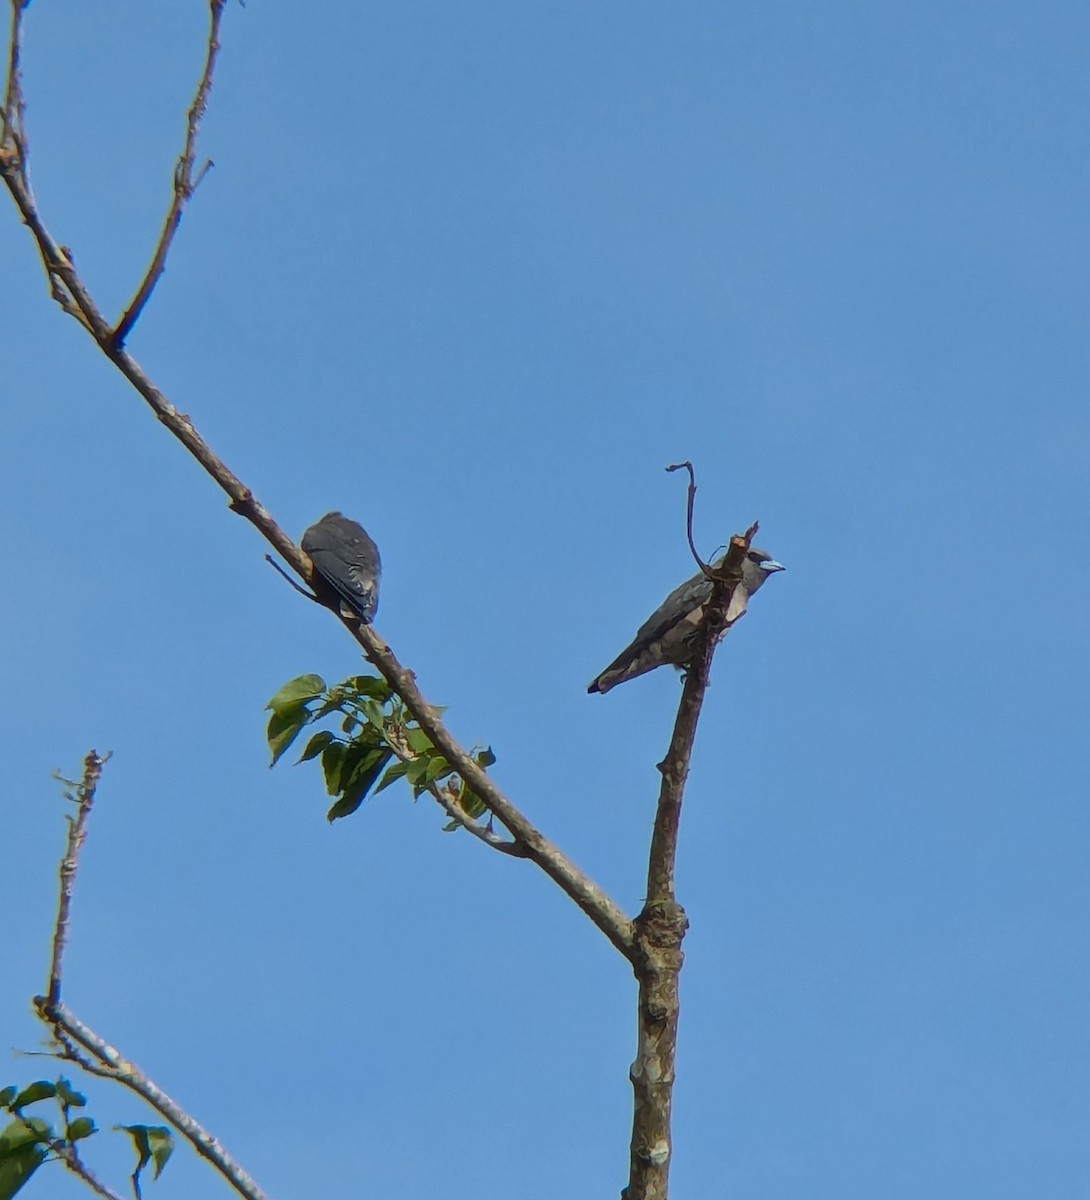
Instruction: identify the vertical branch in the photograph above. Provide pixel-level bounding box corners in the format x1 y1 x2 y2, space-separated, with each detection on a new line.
625 524 757 1200
47 750 110 1007
2 0 29 156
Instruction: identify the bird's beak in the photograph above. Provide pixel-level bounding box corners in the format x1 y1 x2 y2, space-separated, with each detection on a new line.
763 560 785 573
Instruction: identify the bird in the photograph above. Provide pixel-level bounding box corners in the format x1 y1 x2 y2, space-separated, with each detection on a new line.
587 546 784 694
301 512 381 624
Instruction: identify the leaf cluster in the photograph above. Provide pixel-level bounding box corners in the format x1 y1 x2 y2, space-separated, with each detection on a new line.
0 1078 172 1200
266 674 496 827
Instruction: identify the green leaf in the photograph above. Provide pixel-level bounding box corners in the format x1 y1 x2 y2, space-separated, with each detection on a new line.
298 730 336 763
406 727 433 754
0 1090 15 1111
475 746 497 768
361 699 386 728
0 1119 49 1200
373 761 408 794
267 706 310 767
327 748 393 821
9 1084 54 1112
116 1125 174 1193
0 1119 50 1149
321 743 346 795
403 755 431 787
146 1127 174 1177
347 675 392 701
422 756 452 785
457 782 488 821
341 713 359 735
54 1079 85 1109
266 674 326 715
66 1117 96 1141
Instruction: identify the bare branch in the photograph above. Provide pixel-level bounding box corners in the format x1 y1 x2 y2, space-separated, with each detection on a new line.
35 1000 272 1200
1 0 29 157
47 750 110 1007
37 754 270 1200
625 523 758 1200
645 525 756 906
112 0 226 346
0 61 635 959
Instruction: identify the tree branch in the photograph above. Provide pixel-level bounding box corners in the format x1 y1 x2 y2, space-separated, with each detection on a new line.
381 722 526 857
16 1114 127 1200
624 523 758 1200
35 750 273 1200
1 0 28 157
46 751 110 1008
36 1000 271 1200
0 14 634 962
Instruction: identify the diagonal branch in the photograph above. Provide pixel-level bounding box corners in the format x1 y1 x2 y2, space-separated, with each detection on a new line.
0 41 635 961
36 1000 271 1200
112 0 225 347
13 1112 127 1200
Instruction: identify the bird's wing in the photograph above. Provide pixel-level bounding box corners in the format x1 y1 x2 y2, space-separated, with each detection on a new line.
631 570 712 645
308 549 379 621
302 519 381 622
587 571 712 692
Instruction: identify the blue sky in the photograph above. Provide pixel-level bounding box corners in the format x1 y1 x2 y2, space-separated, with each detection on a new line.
3 1 1089 1196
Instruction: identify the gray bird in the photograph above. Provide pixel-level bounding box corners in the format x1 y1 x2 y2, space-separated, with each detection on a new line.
301 512 381 624
587 547 784 694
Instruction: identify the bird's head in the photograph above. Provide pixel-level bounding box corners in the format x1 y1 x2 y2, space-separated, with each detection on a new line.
743 546 785 592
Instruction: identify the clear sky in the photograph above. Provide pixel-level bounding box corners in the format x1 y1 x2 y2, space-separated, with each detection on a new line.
3 2 1089 1197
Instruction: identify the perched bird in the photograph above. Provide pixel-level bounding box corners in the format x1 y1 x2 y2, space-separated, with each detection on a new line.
587 546 784 694
301 512 381 624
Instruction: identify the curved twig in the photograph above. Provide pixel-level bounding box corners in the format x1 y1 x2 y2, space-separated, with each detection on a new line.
664 461 712 577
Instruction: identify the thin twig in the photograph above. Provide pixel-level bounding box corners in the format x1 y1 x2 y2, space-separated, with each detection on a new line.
664 461 711 577
11 1110 126 1200
35 1001 271 1200
41 1128 126 1200
382 723 526 857
265 553 320 601
112 0 226 346
47 751 110 1007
